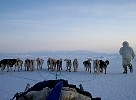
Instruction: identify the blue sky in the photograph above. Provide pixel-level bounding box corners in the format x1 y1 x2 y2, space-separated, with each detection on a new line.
0 0 136 53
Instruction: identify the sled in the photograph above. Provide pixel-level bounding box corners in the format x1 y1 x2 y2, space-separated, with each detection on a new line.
11 79 101 100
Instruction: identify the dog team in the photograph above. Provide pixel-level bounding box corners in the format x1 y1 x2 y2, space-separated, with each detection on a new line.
0 57 109 74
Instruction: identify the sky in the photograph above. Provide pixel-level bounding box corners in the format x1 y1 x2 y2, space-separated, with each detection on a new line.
0 0 136 53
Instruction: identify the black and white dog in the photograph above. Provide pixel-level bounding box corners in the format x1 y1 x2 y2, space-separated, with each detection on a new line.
83 59 92 73
0 59 17 72
99 60 109 74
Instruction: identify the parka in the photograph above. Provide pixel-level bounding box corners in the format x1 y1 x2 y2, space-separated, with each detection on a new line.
119 41 135 66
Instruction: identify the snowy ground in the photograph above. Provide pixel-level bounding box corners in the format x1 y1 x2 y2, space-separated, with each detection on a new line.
0 52 136 100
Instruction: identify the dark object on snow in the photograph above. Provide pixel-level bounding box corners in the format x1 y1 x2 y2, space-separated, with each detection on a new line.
11 79 101 100
79 84 84 92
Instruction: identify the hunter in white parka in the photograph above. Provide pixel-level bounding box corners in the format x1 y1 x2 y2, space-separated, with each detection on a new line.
119 41 135 73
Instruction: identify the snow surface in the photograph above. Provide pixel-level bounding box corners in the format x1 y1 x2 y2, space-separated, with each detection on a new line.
0 51 136 100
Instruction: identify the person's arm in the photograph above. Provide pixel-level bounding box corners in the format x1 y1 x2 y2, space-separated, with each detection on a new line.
119 47 123 55
130 47 135 59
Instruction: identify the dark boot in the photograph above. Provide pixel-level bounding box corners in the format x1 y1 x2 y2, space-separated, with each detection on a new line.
129 64 133 73
123 67 127 74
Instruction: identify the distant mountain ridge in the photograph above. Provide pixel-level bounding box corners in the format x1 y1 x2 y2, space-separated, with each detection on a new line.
0 50 118 55
27 50 99 55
